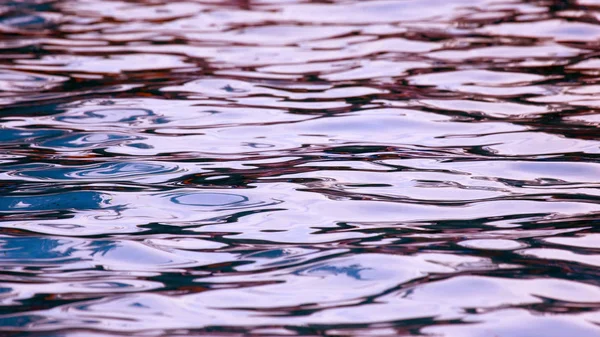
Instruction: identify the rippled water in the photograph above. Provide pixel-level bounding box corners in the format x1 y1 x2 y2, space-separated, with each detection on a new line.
0 0 600 336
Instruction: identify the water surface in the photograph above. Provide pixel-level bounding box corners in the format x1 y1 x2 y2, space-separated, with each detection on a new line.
0 0 600 336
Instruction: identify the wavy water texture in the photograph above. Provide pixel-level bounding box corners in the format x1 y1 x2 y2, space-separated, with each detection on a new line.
0 0 599 336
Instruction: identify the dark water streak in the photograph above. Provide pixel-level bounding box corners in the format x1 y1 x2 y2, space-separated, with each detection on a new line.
0 0 600 336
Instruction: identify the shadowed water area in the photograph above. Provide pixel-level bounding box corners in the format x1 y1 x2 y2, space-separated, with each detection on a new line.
0 0 599 336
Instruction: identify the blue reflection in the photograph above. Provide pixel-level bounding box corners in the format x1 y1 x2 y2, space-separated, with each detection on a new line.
0 191 109 212
247 249 287 259
11 162 176 180
87 240 120 257
4 0 52 11
0 237 124 265
56 108 155 124
0 237 74 261
298 264 370 280
0 129 62 143
0 315 44 329
0 15 47 29
169 192 248 207
40 133 142 149
126 142 153 149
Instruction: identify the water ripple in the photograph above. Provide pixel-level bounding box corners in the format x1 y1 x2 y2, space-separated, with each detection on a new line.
0 0 599 336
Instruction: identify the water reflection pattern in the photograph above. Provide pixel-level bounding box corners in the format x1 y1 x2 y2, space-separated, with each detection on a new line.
0 0 599 336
